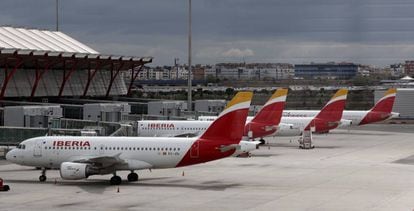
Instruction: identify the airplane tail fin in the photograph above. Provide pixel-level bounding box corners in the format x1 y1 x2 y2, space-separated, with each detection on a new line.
314 89 348 122
199 91 253 143
250 88 288 126
370 88 397 113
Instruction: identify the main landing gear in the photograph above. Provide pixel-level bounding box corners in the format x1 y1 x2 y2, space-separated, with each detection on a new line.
110 174 122 185
39 168 47 182
127 171 139 182
110 171 139 185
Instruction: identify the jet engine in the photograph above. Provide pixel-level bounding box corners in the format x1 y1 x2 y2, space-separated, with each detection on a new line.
60 162 98 180
339 119 353 128
238 140 260 152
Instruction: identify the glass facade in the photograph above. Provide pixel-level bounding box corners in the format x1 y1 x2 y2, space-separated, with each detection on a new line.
295 63 358 79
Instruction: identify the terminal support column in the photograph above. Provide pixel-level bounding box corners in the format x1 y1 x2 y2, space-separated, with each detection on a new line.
58 58 79 98
127 63 143 96
82 60 104 97
0 56 23 100
105 61 125 98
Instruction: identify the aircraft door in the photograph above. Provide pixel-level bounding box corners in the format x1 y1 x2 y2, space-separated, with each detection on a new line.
190 141 199 158
33 140 43 157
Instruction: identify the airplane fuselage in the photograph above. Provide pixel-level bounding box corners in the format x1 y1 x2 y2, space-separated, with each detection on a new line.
7 136 200 170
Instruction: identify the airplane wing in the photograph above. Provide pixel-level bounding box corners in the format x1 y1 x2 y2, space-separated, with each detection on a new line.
174 132 200 138
69 153 125 168
69 154 153 170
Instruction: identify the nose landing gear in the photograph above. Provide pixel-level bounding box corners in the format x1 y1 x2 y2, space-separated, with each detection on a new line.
39 168 47 182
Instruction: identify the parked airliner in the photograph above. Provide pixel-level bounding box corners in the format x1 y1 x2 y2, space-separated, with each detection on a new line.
137 89 290 144
6 92 253 185
282 88 398 126
276 89 349 135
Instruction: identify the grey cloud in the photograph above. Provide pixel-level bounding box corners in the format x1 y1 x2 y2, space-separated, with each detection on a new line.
1 0 414 65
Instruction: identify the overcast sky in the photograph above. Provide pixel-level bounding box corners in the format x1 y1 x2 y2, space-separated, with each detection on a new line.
2 0 414 66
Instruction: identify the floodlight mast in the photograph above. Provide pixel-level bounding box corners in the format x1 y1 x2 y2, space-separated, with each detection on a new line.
187 0 192 111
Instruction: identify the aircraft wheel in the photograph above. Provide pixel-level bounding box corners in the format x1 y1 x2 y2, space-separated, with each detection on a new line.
110 175 122 185
39 175 47 182
127 172 139 182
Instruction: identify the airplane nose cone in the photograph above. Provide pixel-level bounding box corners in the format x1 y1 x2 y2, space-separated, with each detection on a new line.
5 149 16 162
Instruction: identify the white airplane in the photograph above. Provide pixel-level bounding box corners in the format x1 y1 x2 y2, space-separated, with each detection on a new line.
282 88 398 126
275 89 349 136
200 89 349 138
137 89 291 145
6 92 253 185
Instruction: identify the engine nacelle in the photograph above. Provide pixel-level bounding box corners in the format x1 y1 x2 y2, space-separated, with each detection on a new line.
339 119 353 128
239 140 260 152
233 140 260 157
60 162 95 180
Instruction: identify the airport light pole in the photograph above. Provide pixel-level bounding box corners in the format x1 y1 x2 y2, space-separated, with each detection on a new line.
56 0 59 31
187 0 192 111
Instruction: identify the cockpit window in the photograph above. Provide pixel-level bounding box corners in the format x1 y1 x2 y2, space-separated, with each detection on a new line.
17 144 26 149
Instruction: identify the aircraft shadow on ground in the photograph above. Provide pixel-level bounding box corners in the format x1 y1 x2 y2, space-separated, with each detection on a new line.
5 177 240 192
0 168 38 172
326 131 395 136
264 143 340 149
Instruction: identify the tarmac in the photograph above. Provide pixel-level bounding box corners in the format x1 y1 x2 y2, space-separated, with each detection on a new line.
1 124 414 211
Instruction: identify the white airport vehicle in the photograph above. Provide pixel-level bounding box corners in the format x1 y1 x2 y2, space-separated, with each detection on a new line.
6 92 253 185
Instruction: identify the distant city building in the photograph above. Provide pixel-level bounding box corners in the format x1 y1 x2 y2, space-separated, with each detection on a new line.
294 62 358 79
390 63 405 77
404 61 414 77
137 66 194 80
205 63 294 80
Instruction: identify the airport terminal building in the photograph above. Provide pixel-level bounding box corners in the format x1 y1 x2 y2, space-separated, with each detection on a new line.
0 26 152 99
